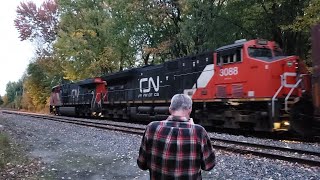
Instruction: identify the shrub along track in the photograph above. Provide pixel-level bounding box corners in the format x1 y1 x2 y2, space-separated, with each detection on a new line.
1 110 320 167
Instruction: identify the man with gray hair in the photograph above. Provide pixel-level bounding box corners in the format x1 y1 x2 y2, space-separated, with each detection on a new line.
137 94 215 179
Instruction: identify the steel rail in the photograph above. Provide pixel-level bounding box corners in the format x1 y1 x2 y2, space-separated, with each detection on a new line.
211 144 320 167
210 137 320 157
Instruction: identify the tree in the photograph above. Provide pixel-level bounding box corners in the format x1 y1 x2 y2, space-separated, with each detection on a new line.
177 0 233 54
4 80 23 108
14 0 59 54
55 0 118 80
120 0 185 64
23 56 63 108
5 81 23 104
285 0 320 31
221 0 315 59
1 96 9 107
0 96 3 106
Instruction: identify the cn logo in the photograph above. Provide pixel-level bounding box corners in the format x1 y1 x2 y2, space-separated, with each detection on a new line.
71 89 79 98
140 76 160 93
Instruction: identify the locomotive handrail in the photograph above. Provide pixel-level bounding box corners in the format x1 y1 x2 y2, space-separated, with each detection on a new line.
107 85 171 93
284 74 308 112
90 91 94 108
271 75 284 118
173 68 214 77
284 79 302 112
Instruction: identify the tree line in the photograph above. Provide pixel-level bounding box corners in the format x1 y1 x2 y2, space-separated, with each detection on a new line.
1 0 319 111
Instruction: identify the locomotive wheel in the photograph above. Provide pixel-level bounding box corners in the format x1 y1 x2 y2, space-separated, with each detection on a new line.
290 99 314 137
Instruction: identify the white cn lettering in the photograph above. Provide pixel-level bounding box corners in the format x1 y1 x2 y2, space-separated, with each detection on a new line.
139 78 148 93
71 89 79 98
139 76 160 93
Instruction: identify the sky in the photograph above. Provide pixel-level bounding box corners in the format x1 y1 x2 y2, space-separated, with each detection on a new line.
0 0 43 96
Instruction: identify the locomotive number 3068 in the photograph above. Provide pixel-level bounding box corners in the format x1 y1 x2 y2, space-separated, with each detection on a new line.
219 67 239 76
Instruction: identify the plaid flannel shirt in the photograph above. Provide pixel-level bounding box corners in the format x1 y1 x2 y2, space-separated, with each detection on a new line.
137 116 215 180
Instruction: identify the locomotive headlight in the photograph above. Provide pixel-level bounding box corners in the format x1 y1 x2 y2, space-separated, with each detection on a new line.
287 61 293 67
257 39 268 45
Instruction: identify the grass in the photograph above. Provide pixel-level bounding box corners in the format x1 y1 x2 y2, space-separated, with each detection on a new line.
0 132 40 179
0 133 12 168
0 115 42 178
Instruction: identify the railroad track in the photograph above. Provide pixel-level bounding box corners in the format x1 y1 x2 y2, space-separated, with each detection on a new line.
1 110 320 167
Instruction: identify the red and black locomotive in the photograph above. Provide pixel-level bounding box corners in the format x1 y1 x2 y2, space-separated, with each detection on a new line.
50 37 320 136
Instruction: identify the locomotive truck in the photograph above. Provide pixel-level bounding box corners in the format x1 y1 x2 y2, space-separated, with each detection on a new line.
50 30 320 136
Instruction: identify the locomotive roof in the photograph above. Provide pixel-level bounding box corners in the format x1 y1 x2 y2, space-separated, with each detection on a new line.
102 64 164 81
102 68 137 82
101 51 213 82
215 40 247 52
77 78 102 85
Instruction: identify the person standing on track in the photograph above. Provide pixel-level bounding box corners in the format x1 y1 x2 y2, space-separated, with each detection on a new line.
137 94 215 179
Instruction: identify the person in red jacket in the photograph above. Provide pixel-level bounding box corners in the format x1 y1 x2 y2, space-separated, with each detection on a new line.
137 94 216 180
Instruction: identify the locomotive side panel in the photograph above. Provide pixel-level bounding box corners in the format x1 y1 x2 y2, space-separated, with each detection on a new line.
183 52 214 99
133 65 170 102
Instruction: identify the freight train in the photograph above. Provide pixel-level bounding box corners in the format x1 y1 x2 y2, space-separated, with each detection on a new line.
50 30 320 136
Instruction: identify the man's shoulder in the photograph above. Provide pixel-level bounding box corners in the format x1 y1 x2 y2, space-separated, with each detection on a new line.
192 124 210 137
192 123 206 131
147 121 161 128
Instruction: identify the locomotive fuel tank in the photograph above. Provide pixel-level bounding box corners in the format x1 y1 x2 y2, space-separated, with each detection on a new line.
59 107 77 116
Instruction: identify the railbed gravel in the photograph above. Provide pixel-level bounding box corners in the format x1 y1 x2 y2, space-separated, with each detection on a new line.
26 112 320 153
0 112 319 180
60 114 320 153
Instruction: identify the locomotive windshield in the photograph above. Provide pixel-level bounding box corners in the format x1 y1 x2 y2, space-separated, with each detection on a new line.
248 47 272 58
248 47 285 62
274 49 284 56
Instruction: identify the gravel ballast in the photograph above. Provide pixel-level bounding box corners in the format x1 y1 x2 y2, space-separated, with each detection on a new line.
0 112 319 179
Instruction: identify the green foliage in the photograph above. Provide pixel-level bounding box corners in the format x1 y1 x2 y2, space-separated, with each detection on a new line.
285 0 320 31
223 0 313 59
5 81 23 106
1 96 8 107
24 56 63 108
178 0 239 54
55 0 123 80
40 0 320 71
0 96 3 106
